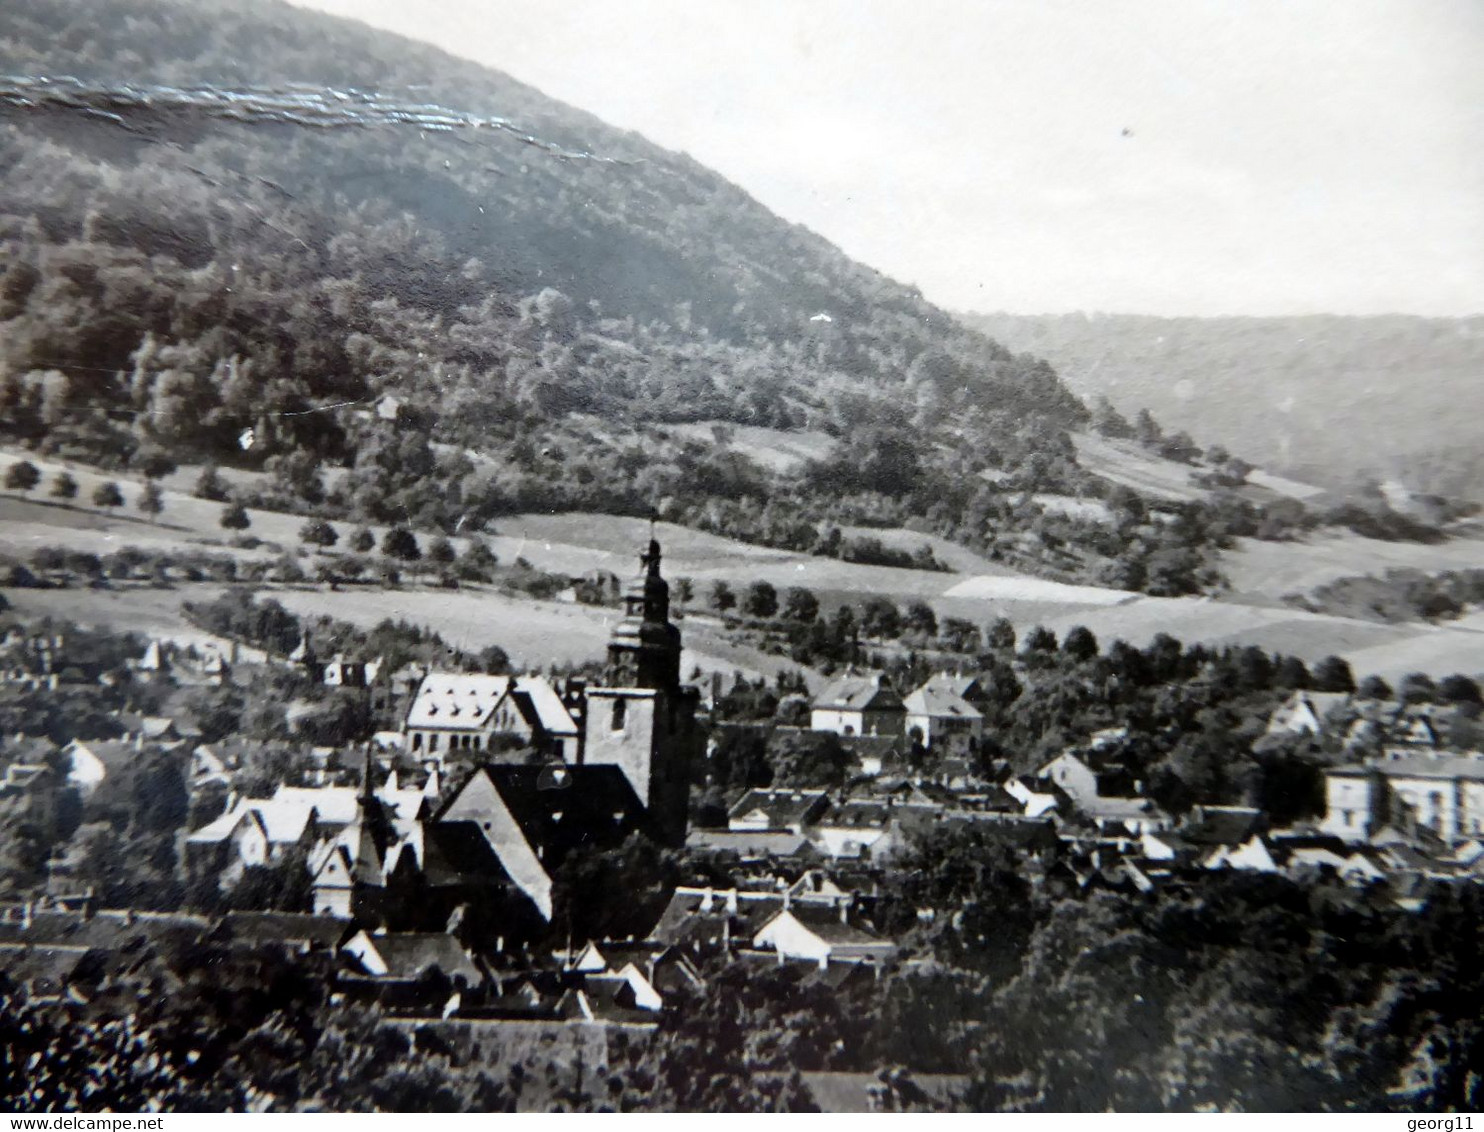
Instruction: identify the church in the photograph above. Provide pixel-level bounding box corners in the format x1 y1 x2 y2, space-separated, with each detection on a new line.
311 537 702 937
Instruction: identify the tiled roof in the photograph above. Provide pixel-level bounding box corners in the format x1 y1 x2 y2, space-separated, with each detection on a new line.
813 676 904 713
686 829 816 856
727 787 830 827
902 685 983 720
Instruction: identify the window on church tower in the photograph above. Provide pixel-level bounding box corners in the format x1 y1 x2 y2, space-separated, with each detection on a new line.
611 698 626 730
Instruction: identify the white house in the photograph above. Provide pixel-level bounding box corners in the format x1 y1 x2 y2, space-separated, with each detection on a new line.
810 675 905 738
902 680 983 749
753 904 896 966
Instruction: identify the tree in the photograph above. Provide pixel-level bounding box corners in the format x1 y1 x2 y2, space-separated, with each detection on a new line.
4 460 40 494
298 519 339 548
1399 672 1437 704
50 470 78 501
1438 674 1483 706
987 617 1016 651
1134 408 1163 447
1021 626 1057 654
460 539 499 580
859 597 902 639
382 527 421 561
903 600 938 638
782 586 819 623
193 463 229 501
1357 674 1392 700
138 479 164 522
1312 655 1356 694
743 580 778 619
351 527 377 553
939 617 981 654
673 575 695 605
709 580 736 614
1062 625 1099 663
428 536 457 567
220 502 251 531
92 480 124 511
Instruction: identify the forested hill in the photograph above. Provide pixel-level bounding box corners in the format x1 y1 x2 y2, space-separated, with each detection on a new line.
0 0 1315 597
0 0 1084 437
962 311 1484 500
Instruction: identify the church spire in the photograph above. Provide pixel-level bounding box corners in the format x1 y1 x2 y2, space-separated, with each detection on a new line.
605 534 681 690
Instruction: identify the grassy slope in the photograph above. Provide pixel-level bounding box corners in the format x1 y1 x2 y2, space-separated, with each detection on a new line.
6 455 1481 681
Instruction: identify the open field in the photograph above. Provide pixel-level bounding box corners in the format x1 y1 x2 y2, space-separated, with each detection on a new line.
1071 433 1210 503
5 450 1480 680
1073 432 1324 506
663 422 836 474
4 585 269 661
1221 531 1484 600
4 579 816 688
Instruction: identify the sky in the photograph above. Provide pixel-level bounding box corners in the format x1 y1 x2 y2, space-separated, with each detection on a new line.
291 0 1482 317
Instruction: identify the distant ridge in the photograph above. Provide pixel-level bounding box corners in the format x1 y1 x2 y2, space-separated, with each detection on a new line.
961 311 1484 500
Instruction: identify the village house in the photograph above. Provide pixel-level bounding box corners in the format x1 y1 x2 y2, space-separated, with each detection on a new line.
752 902 896 966
902 677 984 749
685 828 819 862
726 787 831 833
1323 756 1484 844
402 673 581 762
186 770 433 889
1264 690 1351 740
810 674 906 738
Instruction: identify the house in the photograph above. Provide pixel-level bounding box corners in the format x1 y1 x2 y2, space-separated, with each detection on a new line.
186 771 431 889
342 929 484 986
902 679 983 749
685 828 819 862
810 675 905 738
60 738 143 798
1075 795 1171 836
647 885 852 957
1037 752 1135 806
807 799 895 860
1264 691 1350 739
726 787 831 832
1002 775 1067 819
564 939 704 999
403 673 580 762
210 912 351 954
753 903 896 966
1322 757 1484 843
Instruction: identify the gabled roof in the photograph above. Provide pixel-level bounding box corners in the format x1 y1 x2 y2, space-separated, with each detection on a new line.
727 787 830 827
429 764 646 879
213 912 350 949
512 677 580 737
686 829 817 857
816 800 893 829
902 684 983 721
347 931 483 984
406 674 513 731
813 675 904 713
758 904 888 949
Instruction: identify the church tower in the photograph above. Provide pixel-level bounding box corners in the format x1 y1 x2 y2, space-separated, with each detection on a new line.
581 535 699 845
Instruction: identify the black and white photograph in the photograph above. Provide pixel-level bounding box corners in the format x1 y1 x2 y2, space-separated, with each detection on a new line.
0 0 1481 1114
